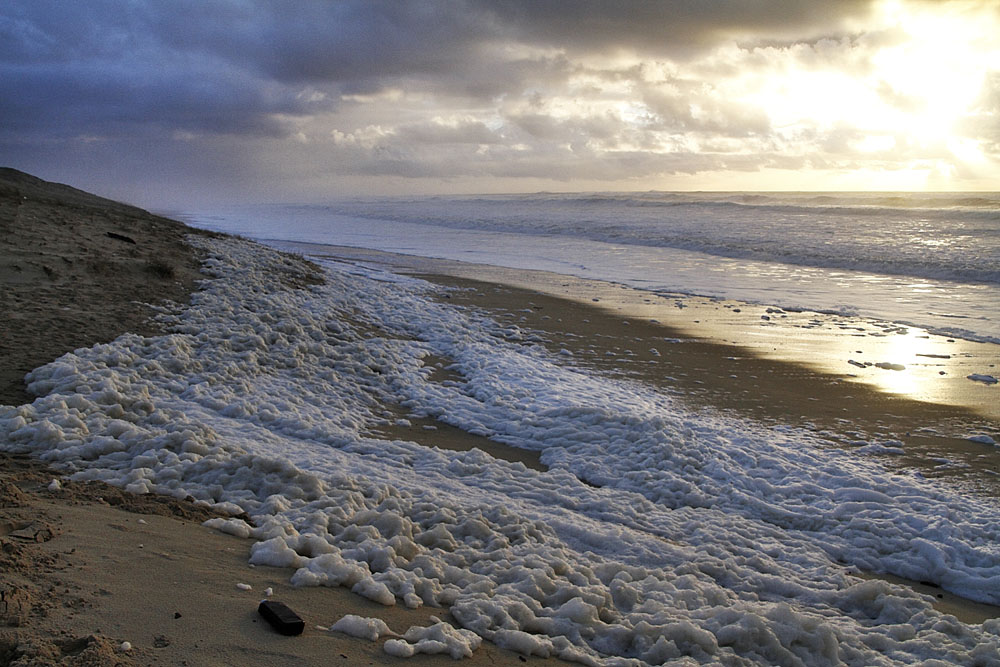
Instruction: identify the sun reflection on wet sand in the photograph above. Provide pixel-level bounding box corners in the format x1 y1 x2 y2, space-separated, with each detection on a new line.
862 329 943 398
480 263 999 420
708 310 996 418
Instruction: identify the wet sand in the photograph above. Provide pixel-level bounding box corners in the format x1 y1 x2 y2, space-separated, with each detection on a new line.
425 273 1000 496
292 243 999 420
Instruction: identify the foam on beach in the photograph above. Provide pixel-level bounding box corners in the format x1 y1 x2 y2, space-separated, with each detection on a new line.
2 236 1000 665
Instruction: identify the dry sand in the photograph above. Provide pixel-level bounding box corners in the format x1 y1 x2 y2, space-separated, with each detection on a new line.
0 168 218 408
0 452 552 666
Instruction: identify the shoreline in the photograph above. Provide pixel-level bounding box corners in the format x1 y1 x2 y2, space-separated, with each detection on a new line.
421 273 1000 497
275 240 1000 423
261 241 1000 623
273 242 1000 499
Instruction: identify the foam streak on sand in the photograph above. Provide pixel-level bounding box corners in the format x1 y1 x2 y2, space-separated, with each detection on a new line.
2 236 1000 665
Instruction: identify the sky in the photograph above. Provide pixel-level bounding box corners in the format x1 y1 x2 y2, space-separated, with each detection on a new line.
1 0 999 208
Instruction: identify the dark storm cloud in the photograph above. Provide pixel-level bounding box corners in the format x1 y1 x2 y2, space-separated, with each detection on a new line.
178 0 876 85
467 0 875 56
0 60 307 138
132 1 490 88
0 2 334 141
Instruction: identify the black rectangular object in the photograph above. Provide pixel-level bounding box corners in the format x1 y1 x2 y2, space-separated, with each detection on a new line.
257 600 304 636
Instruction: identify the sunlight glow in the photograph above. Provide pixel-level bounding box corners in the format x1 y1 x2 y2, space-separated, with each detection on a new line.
855 135 896 153
947 137 988 165
870 1 990 146
721 0 1000 188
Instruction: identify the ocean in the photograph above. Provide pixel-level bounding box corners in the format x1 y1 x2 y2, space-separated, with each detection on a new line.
4 194 1000 664
187 191 1000 344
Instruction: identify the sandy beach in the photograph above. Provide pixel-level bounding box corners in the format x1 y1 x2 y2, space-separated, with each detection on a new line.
3 169 1000 666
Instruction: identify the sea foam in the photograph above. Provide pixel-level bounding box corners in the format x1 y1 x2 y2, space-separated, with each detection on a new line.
2 236 999 665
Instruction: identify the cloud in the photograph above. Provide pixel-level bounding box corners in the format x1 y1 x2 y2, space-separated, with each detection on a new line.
0 0 876 136
1 0 998 203
469 0 876 57
961 71 1000 155
394 118 504 145
0 6 328 143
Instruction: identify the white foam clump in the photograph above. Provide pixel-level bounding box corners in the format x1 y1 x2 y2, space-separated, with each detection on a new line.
329 614 392 641
383 620 481 660
3 235 1000 666
492 628 555 657
203 517 253 539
